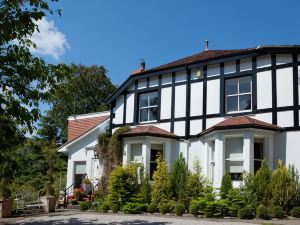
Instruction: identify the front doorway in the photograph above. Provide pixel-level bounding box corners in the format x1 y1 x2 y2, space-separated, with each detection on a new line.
74 162 86 188
254 138 264 174
149 144 163 179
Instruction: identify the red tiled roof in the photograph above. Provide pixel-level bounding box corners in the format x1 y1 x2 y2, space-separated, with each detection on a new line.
122 125 178 139
67 116 109 142
200 116 283 136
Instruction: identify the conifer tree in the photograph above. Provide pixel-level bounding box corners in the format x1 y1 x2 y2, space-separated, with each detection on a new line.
254 160 272 205
220 171 232 199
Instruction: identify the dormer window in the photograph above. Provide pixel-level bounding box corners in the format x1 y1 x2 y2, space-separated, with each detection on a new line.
225 76 252 113
139 92 158 122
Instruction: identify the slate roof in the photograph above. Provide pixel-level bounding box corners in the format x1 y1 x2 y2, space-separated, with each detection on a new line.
200 116 283 136
122 125 178 139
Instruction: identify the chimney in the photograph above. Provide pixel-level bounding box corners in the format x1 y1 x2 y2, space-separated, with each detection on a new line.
140 58 145 72
204 40 209 51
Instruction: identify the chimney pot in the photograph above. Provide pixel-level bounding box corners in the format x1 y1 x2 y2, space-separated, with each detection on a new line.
140 58 145 71
205 40 209 51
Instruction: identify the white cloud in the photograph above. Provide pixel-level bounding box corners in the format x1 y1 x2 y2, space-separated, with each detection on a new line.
30 18 70 60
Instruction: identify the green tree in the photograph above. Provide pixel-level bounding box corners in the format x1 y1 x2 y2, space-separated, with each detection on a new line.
0 0 67 197
39 64 116 143
254 160 272 205
186 160 206 201
151 154 172 205
220 171 232 199
171 153 188 202
270 160 298 209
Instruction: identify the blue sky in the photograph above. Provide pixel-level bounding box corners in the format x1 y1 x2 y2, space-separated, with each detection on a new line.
32 0 300 115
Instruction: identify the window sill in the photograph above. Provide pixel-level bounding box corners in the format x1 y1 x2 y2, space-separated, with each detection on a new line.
139 120 158 124
226 109 252 114
225 158 244 162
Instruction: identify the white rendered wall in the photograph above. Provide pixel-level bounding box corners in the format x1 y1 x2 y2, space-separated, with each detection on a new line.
277 111 294 127
126 93 134 123
206 117 224 129
190 119 202 135
224 61 236 74
113 95 124 124
155 122 171 132
240 58 252 71
206 79 220 114
188 139 206 173
174 85 186 118
257 70 272 109
160 87 172 119
190 82 203 116
253 113 272 124
285 131 300 173
257 55 271 68
174 121 186 136
276 67 293 107
207 64 220 77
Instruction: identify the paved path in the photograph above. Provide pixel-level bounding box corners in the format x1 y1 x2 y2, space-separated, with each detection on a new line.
1 210 300 225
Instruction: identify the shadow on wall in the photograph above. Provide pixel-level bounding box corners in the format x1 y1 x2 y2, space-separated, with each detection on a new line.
273 131 287 168
16 218 171 225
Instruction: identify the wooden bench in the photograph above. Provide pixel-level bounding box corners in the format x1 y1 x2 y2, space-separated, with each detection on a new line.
15 192 46 214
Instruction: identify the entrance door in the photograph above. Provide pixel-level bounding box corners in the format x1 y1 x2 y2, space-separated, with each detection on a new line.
74 162 86 188
150 144 163 180
254 139 264 174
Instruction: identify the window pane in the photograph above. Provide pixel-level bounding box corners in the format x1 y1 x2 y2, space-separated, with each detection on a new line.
131 144 142 162
139 94 148 107
226 96 238 112
239 94 251 110
225 79 238 95
149 93 158 106
149 107 157 121
239 77 251 93
140 108 148 122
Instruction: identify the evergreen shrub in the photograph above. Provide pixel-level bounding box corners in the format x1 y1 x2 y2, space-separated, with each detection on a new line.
204 201 227 218
147 203 158 213
220 171 232 199
226 189 244 217
238 206 254 219
174 203 185 216
79 201 91 211
270 206 284 219
290 206 300 217
159 203 170 214
256 204 269 220
100 202 110 213
122 202 147 214
189 199 201 216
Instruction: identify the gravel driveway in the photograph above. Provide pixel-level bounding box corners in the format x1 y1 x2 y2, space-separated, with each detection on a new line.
1 211 300 225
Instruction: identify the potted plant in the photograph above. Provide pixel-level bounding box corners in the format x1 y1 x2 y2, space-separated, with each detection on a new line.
74 188 84 201
0 179 12 218
82 178 93 195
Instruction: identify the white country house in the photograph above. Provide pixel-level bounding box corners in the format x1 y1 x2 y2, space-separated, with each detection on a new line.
60 44 300 190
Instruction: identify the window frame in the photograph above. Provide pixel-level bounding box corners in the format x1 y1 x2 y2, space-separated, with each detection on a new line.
225 76 252 114
138 91 159 123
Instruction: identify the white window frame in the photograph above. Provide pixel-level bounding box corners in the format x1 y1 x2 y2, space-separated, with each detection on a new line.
225 77 252 114
139 92 158 123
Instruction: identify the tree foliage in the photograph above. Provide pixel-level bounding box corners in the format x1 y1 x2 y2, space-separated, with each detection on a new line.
220 171 232 199
254 160 272 205
170 153 188 202
39 64 116 143
186 160 206 201
151 154 172 205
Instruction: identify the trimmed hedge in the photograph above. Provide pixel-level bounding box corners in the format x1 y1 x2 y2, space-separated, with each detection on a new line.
204 201 228 218
174 203 185 216
238 206 254 219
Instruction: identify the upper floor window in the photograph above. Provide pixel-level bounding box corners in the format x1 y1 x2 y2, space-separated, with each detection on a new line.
139 92 158 122
225 76 252 113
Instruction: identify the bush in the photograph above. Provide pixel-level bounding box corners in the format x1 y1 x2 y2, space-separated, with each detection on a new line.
69 199 78 205
186 161 206 202
238 206 254 219
290 206 300 217
122 202 147 214
174 203 185 216
79 201 91 211
189 200 201 216
226 189 244 217
204 201 227 218
270 206 284 219
110 203 119 213
107 164 139 209
159 203 170 214
254 160 272 206
256 204 269 220
147 203 158 213
100 202 110 213
220 171 232 199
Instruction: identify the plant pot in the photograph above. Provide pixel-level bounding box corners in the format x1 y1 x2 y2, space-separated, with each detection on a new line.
82 183 93 194
0 198 12 218
41 196 57 213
